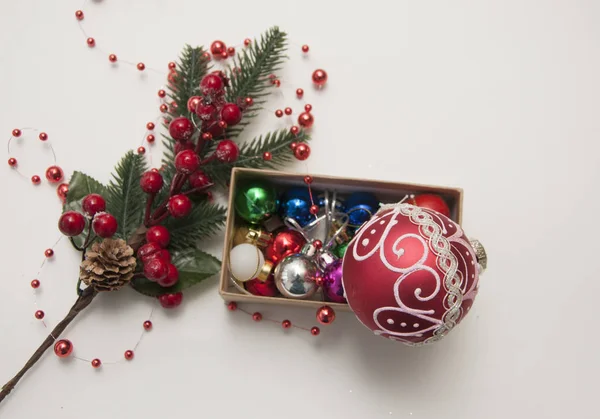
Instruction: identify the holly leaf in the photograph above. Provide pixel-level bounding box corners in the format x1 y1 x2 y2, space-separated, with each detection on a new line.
131 249 221 297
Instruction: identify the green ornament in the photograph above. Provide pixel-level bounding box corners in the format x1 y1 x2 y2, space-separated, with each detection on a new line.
234 181 277 224
333 242 350 258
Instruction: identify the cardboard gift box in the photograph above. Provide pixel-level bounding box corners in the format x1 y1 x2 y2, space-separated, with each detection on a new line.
219 168 463 311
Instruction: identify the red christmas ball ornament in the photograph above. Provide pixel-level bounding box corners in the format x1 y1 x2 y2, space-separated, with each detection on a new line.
252 312 262 321
221 103 243 126
227 301 238 311
187 96 202 113
144 257 169 282
298 112 314 129
54 339 73 358
31 175 41 185
56 183 69 202
245 275 279 297
408 194 451 218
146 225 170 248
265 230 306 265
312 69 328 87
35 310 45 320
140 171 164 194
310 327 320 336
82 193 106 217
86 37 95 47
143 320 153 330
175 150 200 174
342 203 483 345
302 45 309 53
108 54 117 63
31 279 40 289
92 213 118 238
124 350 134 361
293 143 311 161
75 10 84 20
296 88 304 98
8 157 17 167
169 117 194 142
137 62 145 71
210 40 227 56
282 320 292 329
39 132 48 141
158 264 179 287
91 358 102 368
189 170 212 189
58 211 86 237
167 194 192 218
215 140 239 163
44 248 54 258
316 305 335 325
45 166 64 183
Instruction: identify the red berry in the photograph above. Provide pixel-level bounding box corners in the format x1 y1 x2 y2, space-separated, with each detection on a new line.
220 103 242 126
296 88 304 98
169 117 194 141
284 107 292 115
143 320 153 330
146 134 155 143
81 194 106 217
290 126 300 136
144 257 169 282
302 45 309 53
215 140 239 163
138 242 161 263
140 171 164 194
173 141 194 155
92 213 118 238
210 40 226 55
137 62 145 71
39 132 48 141
45 249 54 258
189 171 212 189
137 146 146 154
200 74 224 96
196 103 217 121
275 109 283 118
124 350 134 360
158 264 179 287
91 359 102 368
304 104 312 112
109 54 117 63
154 249 171 263
174 150 200 174
146 226 170 248
159 292 183 308
12 128 21 137
158 89 166 98
168 61 176 70
245 97 253 107
167 195 192 218
58 211 86 236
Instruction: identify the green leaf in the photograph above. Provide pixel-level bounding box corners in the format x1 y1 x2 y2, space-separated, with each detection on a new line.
165 200 227 251
131 249 221 297
106 151 148 241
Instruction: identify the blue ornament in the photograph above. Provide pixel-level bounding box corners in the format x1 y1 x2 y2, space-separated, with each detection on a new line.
345 192 379 228
279 187 312 227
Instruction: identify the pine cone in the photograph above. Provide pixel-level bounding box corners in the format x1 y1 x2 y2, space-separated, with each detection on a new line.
80 238 137 292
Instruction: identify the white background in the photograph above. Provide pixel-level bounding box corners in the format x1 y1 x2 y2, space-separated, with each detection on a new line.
1 1 598 418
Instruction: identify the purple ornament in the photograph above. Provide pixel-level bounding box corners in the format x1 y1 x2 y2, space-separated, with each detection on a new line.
322 259 346 303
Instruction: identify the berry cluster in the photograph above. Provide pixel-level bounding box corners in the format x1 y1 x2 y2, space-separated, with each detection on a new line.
58 194 118 241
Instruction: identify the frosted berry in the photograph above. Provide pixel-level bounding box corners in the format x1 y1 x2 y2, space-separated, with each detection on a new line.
146 225 170 248
174 150 200 174
215 140 239 163
196 103 217 121
169 117 194 141
144 257 169 282
189 171 212 189
82 194 106 217
92 213 118 238
200 73 224 96
155 249 171 263
158 264 179 287
159 292 183 308
138 242 161 263
220 103 242 126
58 211 86 236
167 195 192 218
140 171 164 194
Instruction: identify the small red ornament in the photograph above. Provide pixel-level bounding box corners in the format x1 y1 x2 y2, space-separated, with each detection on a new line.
54 339 73 358
167 70 178 85
31 279 40 289
175 149 200 174
108 54 117 63
56 183 69 202
189 170 212 189
302 45 309 53
290 142 297 150
215 140 239 163
315 276 325 287
304 104 312 112
296 88 304 98
31 175 41 185
146 134 155 143
201 132 213 142
8 158 17 167
169 117 194 141
408 194 451 218
313 239 323 250
187 96 202 113
311 327 320 336
124 350 134 361
146 122 155 130
252 312 262 321
143 320 153 330
316 305 336 325
158 264 179 287
12 129 21 137
227 301 238 311
282 320 292 329
44 248 54 258
167 194 192 218
262 152 272 161
275 109 283 118
75 10 84 20
269 74 277 80
227 46 235 56
35 310 45 320
140 171 164 194
265 230 306 265
168 61 176 70
137 146 146 155
210 40 227 56
146 225 170 248
312 69 328 87
58 211 86 237
92 213 118 238
218 120 228 130
45 166 64 183
309 205 319 215
82 193 106 216
221 103 243 126
220 51 228 59
38 132 48 141
293 143 311 161
159 104 168 113
298 112 314 129
158 89 166 98
86 37 95 47
91 358 102 368
137 62 145 71
245 275 279 297
274 80 281 88
284 107 292 115
144 258 169 282
245 97 253 107
202 52 211 60
155 249 171 263
303 175 313 185
290 126 299 136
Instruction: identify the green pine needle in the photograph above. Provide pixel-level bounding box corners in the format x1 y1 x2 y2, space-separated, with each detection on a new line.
168 45 211 116
165 200 227 251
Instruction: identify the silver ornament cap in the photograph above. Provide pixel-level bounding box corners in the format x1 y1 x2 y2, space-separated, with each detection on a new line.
469 238 487 273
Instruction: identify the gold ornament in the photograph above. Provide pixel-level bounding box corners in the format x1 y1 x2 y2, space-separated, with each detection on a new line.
79 238 137 292
232 225 272 248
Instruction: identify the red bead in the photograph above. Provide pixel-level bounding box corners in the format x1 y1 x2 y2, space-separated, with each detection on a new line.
169 117 194 141
137 146 146 155
8 158 17 167
274 80 281 87
31 175 41 185
252 312 262 321
263 152 272 161
124 350 134 360
296 88 304 98
202 52 211 60
282 320 292 329
290 126 300 136
227 47 235 56
168 61 176 70
87 37 95 47
58 211 86 237
146 135 155 144
290 142 297 150
12 129 21 137
315 276 325 287
35 310 45 320
312 69 328 87
92 213 118 238
284 107 292 115
201 132 213 141
31 279 40 289
245 97 253 107
159 292 183 308
146 226 170 248
54 339 73 358
167 70 178 85
218 120 228 130
175 149 200 174
143 320 153 330
159 104 168 113
39 132 48 141
91 358 101 368
189 170 212 189
215 140 239 163
82 193 106 216
316 305 336 325
155 249 171 263
313 239 323 249
45 165 64 183
167 194 192 218
158 263 179 287
293 143 311 161
275 109 283 118
210 40 227 56
44 248 54 258
187 96 202 113
137 62 145 71
310 327 320 336
140 171 164 193
309 204 319 215
146 122 155 130
108 54 117 63
144 257 169 282
75 10 84 20
304 104 312 112
244 38 251 46
227 301 238 311
220 51 228 59
158 89 166 98
269 74 277 80
56 183 69 202
298 112 314 128
304 175 313 184
138 242 161 263
302 45 309 53
221 103 242 126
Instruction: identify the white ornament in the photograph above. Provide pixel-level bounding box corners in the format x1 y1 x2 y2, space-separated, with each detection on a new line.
228 243 265 282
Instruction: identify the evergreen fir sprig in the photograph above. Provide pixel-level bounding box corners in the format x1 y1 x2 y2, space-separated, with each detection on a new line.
165 200 227 251
168 45 211 115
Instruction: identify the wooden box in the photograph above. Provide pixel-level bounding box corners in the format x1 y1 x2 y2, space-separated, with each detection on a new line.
219 168 463 311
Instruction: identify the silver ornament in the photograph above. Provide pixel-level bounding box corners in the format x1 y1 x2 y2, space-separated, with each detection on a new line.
274 253 318 299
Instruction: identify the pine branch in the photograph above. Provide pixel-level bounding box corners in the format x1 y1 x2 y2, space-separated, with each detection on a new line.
106 151 148 241
168 45 211 116
203 129 310 187
164 200 227 251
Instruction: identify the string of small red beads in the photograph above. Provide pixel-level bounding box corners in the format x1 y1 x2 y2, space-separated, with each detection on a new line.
226 302 321 336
